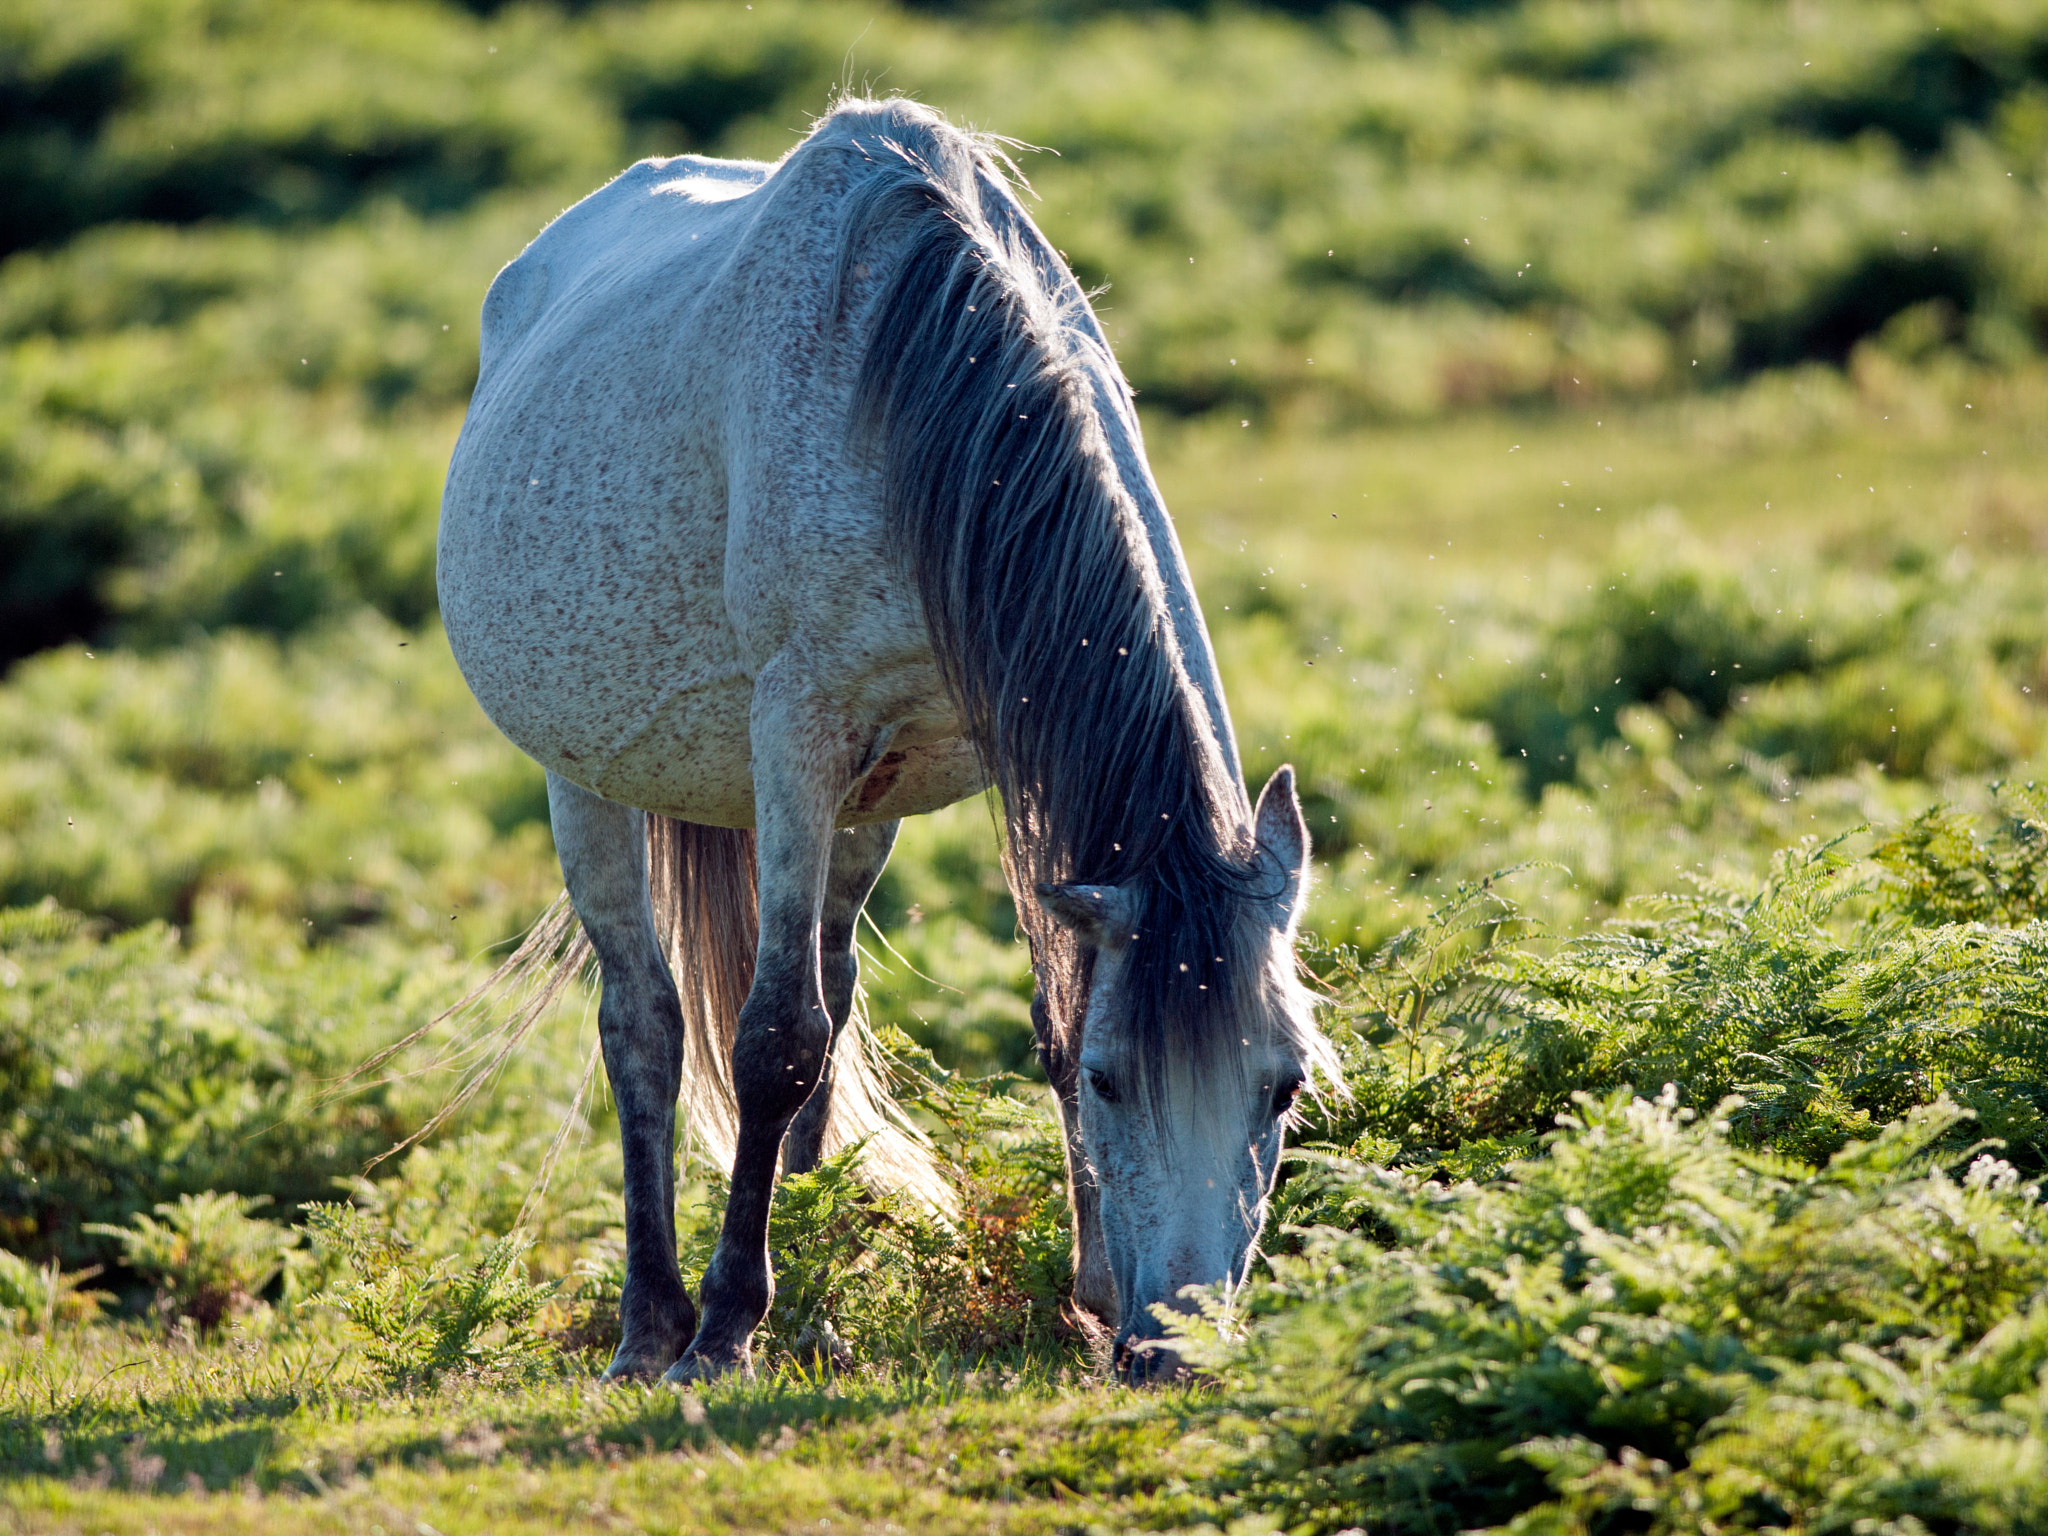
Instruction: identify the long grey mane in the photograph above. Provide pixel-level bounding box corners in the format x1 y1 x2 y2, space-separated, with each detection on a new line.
827 100 1286 1094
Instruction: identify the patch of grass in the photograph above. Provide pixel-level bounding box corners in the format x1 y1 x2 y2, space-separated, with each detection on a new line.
87 1193 299 1337
0 899 605 1281
1280 790 2048 1188
300 1206 556 1389
0 1327 1178 1534
0 1251 105 1336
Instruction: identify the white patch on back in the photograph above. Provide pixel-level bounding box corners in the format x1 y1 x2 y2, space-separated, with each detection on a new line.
653 174 760 204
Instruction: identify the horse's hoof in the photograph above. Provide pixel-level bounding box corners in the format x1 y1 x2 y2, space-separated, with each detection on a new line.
601 1357 671 1383
1116 1334 1193 1387
601 1341 686 1383
661 1342 754 1385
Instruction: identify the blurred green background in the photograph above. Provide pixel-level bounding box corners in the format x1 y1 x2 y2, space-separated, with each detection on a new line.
6 0 2048 1274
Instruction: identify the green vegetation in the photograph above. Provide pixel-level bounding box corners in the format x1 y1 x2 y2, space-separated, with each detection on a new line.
1183 1092 2048 1535
302 1204 559 1387
7 0 2048 1530
89 1191 302 1334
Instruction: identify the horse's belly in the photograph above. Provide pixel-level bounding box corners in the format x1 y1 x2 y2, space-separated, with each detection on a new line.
444 570 758 826
442 497 985 829
474 648 985 831
549 663 761 828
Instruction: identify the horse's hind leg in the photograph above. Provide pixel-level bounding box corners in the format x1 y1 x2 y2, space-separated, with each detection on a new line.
548 772 698 1380
784 819 900 1176
668 666 868 1382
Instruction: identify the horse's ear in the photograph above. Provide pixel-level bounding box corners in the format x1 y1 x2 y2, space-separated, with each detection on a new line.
1253 764 1309 919
1036 882 1138 949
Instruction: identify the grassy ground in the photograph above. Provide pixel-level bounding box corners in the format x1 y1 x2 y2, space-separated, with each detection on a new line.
1159 353 2048 569
1 1328 1181 1536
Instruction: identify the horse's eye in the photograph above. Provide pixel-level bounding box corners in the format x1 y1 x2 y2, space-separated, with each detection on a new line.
1086 1068 1120 1105
1271 1075 1305 1118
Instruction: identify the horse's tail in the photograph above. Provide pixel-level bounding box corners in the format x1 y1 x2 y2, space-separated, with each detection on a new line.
354 815 954 1216
647 816 954 1213
645 816 756 1175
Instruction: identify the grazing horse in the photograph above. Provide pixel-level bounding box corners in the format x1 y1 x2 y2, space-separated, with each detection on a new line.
437 97 1334 1383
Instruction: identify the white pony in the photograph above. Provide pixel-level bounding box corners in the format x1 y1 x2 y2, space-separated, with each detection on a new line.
438 98 1333 1383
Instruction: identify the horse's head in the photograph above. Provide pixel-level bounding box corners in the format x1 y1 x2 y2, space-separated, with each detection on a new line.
1039 765 1327 1383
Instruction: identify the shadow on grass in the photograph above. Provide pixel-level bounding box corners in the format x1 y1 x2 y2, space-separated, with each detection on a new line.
0 1353 1109 1496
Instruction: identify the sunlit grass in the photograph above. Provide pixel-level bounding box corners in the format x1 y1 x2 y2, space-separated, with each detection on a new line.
0 1324 1179 1536
1159 352 2048 578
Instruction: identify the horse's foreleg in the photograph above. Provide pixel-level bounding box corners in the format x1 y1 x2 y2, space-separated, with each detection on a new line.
548 772 697 1380
784 819 901 1176
668 673 865 1382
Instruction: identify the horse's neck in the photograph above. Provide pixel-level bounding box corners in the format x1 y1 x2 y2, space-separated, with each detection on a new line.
973 173 1245 814
1085 366 1246 807
962 171 1245 819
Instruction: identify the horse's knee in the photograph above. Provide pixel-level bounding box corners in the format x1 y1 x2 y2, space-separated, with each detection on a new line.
598 972 683 1045
732 991 833 1125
